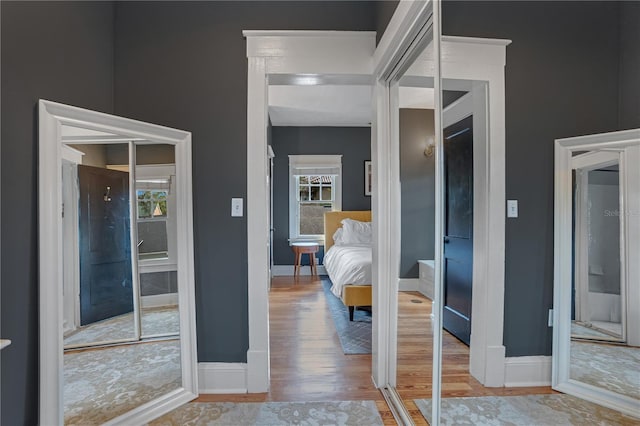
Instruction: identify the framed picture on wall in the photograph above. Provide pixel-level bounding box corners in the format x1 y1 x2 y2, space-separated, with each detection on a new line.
364 160 372 196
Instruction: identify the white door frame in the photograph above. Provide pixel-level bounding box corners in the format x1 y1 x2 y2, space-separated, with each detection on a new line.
244 30 378 391
553 128 640 417
375 8 511 388
38 100 199 425
245 9 511 394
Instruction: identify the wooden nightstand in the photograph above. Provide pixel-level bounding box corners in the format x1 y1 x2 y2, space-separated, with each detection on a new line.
291 242 319 277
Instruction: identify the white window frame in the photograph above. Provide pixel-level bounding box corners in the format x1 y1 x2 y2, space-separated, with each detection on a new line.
135 164 178 273
288 155 342 243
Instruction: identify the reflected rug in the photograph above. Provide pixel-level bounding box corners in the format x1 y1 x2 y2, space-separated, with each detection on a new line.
322 279 371 354
64 306 179 346
64 339 181 425
415 395 639 425
151 400 383 425
571 340 640 400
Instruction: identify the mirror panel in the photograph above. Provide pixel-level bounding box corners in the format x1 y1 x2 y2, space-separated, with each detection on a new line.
568 151 639 403
45 119 190 425
395 42 436 406
62 142 137 348
135 145 180 339
555 134 640 419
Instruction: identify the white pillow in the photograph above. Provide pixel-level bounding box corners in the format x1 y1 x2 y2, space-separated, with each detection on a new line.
340 218 372 245
332 228 345 246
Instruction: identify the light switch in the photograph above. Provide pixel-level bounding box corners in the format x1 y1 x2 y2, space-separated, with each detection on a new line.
507 199 518 218
231 198 243 217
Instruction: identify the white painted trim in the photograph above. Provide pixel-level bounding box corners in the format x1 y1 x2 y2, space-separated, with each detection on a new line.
245 31 377 393
38 100 199 425
553 128 640 419
398 278 420 292
198 362 248 394
504 356 552 387
141 293 179 309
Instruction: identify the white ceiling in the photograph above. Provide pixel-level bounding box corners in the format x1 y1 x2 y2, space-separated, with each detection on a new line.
268 85 435 127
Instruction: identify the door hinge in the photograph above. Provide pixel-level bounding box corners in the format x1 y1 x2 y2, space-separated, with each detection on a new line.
548 309 554 327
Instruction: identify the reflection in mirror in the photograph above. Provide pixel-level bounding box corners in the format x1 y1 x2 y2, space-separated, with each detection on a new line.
62 142 136 348
60 128 182 424
395 41 437 409
570 153 638 400
134 144 180 339
555 131 640 419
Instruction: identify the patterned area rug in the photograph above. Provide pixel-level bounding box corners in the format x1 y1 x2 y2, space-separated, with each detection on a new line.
415 395 639 425
151 400 383 425
571 340 640 399
64 306 179 346
64 339 181 425
322 279 371 354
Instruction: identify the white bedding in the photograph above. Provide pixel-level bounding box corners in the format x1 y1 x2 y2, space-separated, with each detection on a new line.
323 245 372 298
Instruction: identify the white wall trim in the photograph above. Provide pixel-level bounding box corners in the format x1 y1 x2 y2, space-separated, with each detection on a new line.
271 265 327 276
141 293 179 309
244 31 377 393
398 278 420 292
198 363 248 394
504 356 552 387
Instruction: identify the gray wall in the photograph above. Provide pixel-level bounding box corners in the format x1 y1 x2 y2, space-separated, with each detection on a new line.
400 109 435 278
442 1 624 357
271 127 372 265
618 1 640 129
112 1 377 363
1 2 115 424
375 1 399 44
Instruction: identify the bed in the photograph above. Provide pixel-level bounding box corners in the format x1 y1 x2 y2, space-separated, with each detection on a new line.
323 211 372 321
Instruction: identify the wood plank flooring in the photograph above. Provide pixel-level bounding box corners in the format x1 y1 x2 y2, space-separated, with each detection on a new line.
196 276 554 425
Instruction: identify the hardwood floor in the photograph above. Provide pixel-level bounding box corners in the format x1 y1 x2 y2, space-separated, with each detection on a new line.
396 291 554 424
196 277 553 425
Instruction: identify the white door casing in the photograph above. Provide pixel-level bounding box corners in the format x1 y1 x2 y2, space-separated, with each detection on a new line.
245 28 511 396
244 31 378 391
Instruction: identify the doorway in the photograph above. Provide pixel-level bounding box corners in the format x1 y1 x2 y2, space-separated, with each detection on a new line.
244 30 383 392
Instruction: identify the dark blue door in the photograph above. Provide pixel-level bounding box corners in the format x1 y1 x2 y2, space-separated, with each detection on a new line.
78 165 134 325
443 115 474 345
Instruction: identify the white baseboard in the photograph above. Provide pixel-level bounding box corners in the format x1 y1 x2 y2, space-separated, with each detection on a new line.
198 362 248 394
504 356 552 387
398 278 420 291
141 293 178 309
271 265 327 276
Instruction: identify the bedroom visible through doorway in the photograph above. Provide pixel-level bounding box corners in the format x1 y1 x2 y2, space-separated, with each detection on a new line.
266 73 376 400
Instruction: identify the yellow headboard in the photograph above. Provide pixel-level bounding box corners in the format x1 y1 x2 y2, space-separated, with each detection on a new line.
324 210 372 251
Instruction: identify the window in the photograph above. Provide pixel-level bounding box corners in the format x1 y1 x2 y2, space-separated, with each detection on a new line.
289 155 342 242
137 189 169 260
135 165 177 267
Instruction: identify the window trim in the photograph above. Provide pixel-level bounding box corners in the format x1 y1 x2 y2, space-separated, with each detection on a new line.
288 155 342 243
135 164 177 272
